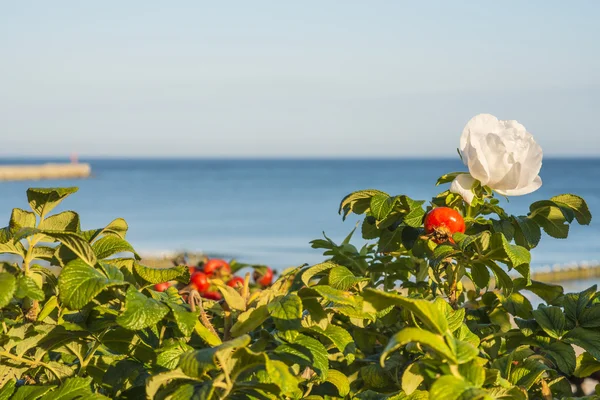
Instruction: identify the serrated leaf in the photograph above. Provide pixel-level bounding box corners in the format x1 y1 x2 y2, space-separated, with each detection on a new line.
230 305 269 337
214 280 246 311
268 294 302 333
301 262 338 287
542 341 576 375
38 211 80 232
14 275 45 301
502 293 532 319
265 359 302 396
381 327 455 365
532 206 569 239
58 259 124 309
428 375 472 400
579 304 600 328
532 306 566 339
513 216 541 249
92 236 140 260
43 231 96 267
27 187 78 219
309 323 356 363
470 263 490 288
145 369 191 399
402 363 424 394
9 208 36 235
574 352 600 378
275 334 329 379
12 385 56 400
370 194 395 220
39 376 93 400
339 189 389 219
563 327 600 361
363 288 448 334
328 266 365 290
194 321 222 346
325 369 350 396
167 303 199 337
116 287 169 330
133 263 190 284
0 272 17 308
551 193 592 225
179 334 251 377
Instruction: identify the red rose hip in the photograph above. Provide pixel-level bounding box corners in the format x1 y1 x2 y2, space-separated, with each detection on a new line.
227 276 245 289
203 259 231 277
253 267 273 287
191 272 210 293
154 282 171 292
424 207 466 244
203 291 222 301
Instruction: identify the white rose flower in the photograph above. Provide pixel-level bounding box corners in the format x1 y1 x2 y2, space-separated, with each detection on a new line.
450 113 543 205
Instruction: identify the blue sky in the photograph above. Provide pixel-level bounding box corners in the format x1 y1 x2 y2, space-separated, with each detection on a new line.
1 1 599 157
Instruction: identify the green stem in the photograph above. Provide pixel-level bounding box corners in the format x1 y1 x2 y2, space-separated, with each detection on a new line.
0 350 62 381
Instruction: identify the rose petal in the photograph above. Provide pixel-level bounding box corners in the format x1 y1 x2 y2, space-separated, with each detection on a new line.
450 174 477 205
495 175 542 196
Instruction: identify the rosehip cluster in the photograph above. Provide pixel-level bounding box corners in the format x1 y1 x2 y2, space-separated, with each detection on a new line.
153 258 275 300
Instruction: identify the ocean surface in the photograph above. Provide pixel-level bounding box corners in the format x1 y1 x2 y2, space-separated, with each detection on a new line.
0 158 598 272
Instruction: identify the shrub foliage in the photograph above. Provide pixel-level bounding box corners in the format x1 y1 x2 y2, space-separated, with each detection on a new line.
0 178 596 399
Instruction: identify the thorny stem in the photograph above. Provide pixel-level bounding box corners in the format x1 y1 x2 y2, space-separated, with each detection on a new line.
222 302 232 342
188 289 219 338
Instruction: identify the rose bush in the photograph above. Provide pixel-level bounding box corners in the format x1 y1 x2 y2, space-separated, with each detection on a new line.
0 116 597 399
451 114 543 204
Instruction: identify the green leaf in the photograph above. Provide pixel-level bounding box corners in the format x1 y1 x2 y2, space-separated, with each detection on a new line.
301 262 338 287
502 293 532 319
429 376 472 400
58 259 124 309
179 334 251 378
542 341 576 375
116 287 169 330
268 294 302 333
485 261 513 295
513 216 541 249
38 211 80 232
0 380 16 400
515 279 563 305
399 196 426 228
509 358 548 390
12 385 56 400
574 352 600 378
381 327 455 365
83 218 129 242
339 189 389 219
230 305 269 337
309 323 356 363
39 376 94 400
214 280 247 311
167 303 199 337
360 364 391 389
145 369 192 400
9 208 36 235
133 263 190 284
363 288 448 334
325 369 350 397
27 187 78 219
157 340 193 369
193 321 222 346
308 285 357 306
329 266 365 290
92 236 140 260
14 275 45 301
276 334 329 379
459 361 485 387
563 327 600 361
447 336 479 364
532 206 569 239
532 306 566 339
43 231 97 267
370 194 396 220
402 363 424 394
551 194 592 225
470 263 490 288
437 172 467 186
0 272 17 308
265 359 302 396
579 304 600 328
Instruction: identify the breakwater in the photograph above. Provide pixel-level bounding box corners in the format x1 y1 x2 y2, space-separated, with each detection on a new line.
0 163 91 181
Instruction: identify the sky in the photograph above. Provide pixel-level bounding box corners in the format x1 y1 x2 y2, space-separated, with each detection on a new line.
1 1 599 157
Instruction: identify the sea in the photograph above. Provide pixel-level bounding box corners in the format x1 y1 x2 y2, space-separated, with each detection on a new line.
0 158 598 277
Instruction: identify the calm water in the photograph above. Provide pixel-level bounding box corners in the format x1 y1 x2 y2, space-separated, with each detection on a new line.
0 158 598 271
